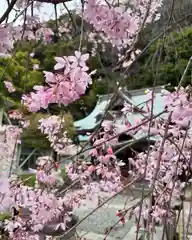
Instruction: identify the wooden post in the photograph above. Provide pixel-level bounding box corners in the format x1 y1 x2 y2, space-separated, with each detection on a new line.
19 148 37 169
0 108 4 126
15 144 22 172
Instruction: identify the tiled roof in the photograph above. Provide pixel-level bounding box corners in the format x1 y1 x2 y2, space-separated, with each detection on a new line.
75 86 168 142
74 96 111 132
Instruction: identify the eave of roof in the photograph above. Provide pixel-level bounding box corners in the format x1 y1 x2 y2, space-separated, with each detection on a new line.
75 86 167 132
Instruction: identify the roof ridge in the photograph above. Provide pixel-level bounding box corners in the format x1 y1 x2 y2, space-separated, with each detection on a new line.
97 85 166 99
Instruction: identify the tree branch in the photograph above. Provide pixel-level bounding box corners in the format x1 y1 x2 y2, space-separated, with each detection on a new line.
114 13 192 72
36 0 71 3
58 176 141 238
0 0 17 24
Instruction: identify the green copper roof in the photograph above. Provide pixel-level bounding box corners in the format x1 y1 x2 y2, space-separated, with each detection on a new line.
75 87 168 142
74 96 111 131
132 92 166 115
78 135 90 141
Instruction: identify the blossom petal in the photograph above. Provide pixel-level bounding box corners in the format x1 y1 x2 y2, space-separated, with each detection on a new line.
81 53 89 61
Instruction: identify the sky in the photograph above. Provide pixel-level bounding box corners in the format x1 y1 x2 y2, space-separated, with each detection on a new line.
1 0 79 23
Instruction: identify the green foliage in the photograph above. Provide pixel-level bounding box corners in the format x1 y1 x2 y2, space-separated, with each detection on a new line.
19 173 36 187
60 168 67 181
19 169 67 187
16 38 103 120
128 27 192 89
21 112 75 149
66 88 97 120
21 112 50 149
31 40 110 120
13 13 120 120
0 212 11 221
62 112 76 139
0 13 120 153
0 51 43 105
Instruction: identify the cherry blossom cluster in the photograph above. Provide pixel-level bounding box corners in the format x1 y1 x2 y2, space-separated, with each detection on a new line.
8 110 22 120
66 121 122 198
120 90 155 133
10 22 54 43
39 115 64 137
0 177 77 240
125 87 192 225
56 18 111 56
4 81 16 93
7 110 30 129
130 0 162 23
3 0 189 237
0 21 53 55
15 0 42 10
84 0 162 47
22 51 96 112
0 26 13 55
36 169 57 187
38 115 73 154
35 156 64 187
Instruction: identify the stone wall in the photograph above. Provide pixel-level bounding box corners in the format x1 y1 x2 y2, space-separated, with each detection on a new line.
0 125 20 177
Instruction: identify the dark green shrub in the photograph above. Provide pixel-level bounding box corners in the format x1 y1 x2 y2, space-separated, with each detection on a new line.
127 27 192 89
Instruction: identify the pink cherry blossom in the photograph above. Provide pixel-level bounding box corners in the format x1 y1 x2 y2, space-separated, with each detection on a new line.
84 0 162 47
23 52 95 112
0 26 13 53
54 56 69 71
4 81 16 93
68 51 89 69
3 0 191 238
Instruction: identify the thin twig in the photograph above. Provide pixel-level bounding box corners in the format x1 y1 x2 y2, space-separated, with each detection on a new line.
63 2 77 31
114 14 192 72
0 0 17 24
57 110 166 166
177 57 192 91
58 176 141 238
79 0 85 51
147 113 172 237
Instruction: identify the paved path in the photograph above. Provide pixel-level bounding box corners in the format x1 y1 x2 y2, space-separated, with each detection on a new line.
73 191 192 240
74 195 138 240
73 191 166 240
